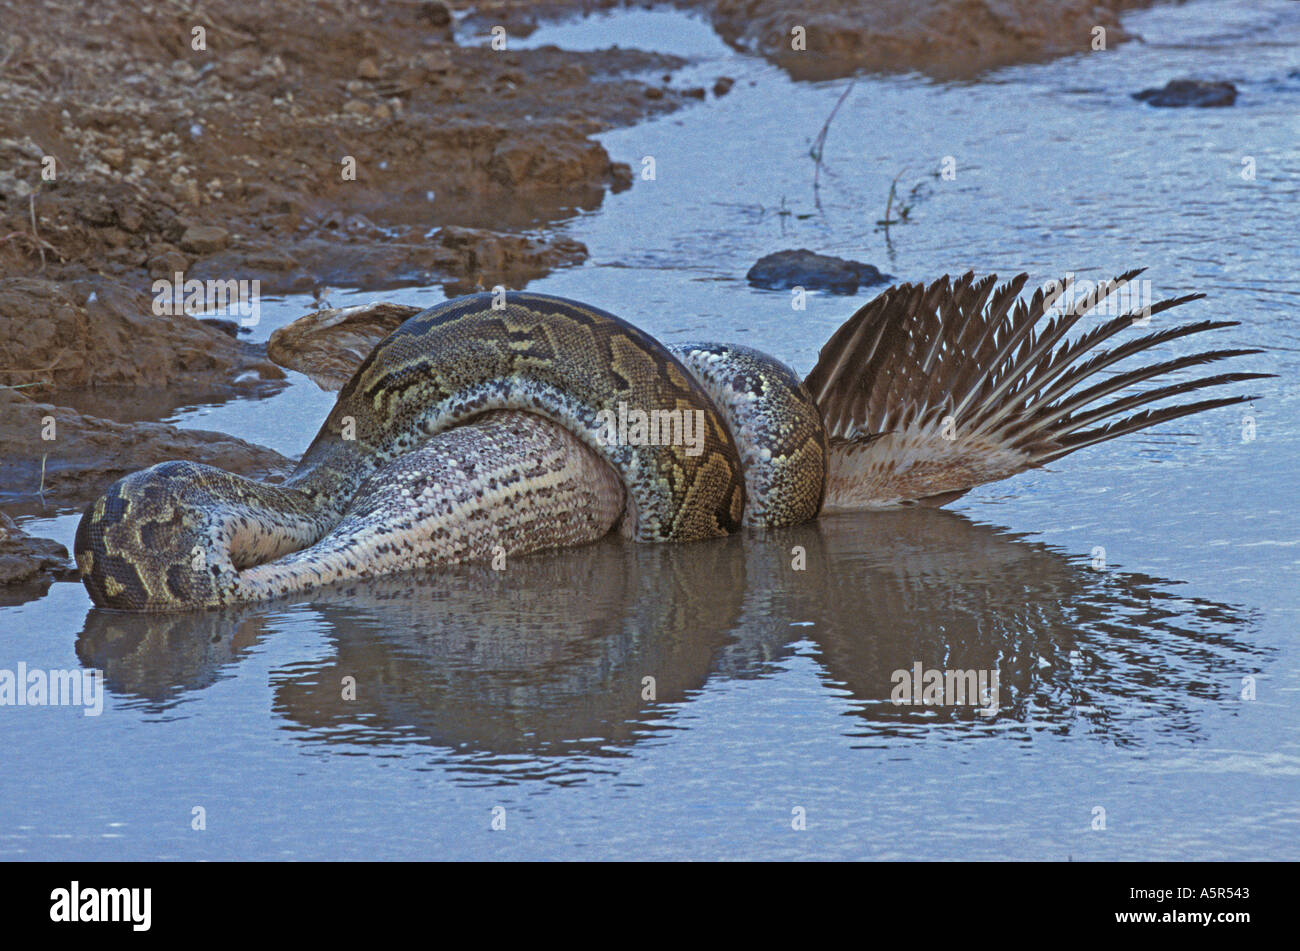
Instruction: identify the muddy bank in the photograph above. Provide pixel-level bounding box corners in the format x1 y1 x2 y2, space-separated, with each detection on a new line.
706 0 1160 79
0 0 689 296
0 276 283 393
0 0 1170 295
463 1 1165 79
0 387 293 510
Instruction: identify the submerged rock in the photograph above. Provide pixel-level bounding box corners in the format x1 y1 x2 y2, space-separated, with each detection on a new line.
1132 79 1238 108
747 249 892 294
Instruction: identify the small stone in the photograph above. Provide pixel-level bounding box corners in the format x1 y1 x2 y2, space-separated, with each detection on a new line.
116 205 143 232
421 0 452 27
644 86 664 100
357 57 380 79
746 249 892 295
713 76 735 96
1132 79 1237 108
343 99 372 117
148 248 189 278
103 147 127 170
179 224 230 254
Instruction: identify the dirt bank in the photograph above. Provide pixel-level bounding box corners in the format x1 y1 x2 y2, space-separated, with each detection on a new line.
706 0 1161 79
0 276 283 391
0 0 695 296
460 1 1166 79
0 387 293 510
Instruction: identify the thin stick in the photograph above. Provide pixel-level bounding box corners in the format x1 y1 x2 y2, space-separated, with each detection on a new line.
877 168 908 230
810 79 857 204
29 193 45 271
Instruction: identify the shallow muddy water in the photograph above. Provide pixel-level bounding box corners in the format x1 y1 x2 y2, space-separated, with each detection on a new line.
4 0 1299 859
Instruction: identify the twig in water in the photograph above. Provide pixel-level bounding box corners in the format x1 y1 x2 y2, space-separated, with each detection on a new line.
876 169 909 230
809 79 857 207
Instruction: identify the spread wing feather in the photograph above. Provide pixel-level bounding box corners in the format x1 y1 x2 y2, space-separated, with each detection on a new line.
805 272 1270 510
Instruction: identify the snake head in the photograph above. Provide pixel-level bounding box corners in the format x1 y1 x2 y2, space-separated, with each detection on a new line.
74 462 229 611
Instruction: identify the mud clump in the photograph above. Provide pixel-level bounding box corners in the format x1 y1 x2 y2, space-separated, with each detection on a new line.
0 513 75 604
0 276 284 392
0 387 293 510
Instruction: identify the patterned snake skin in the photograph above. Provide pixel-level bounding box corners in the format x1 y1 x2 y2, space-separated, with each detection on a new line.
75 292 827 611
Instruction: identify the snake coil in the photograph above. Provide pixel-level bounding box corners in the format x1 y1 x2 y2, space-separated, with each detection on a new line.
75 292 828 611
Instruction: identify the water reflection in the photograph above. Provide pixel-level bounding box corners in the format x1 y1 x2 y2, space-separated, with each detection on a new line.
77 508 1265 770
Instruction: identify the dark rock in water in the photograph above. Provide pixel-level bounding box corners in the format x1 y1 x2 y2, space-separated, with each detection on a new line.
1132 79 1237 108
747 249 892 294
201 317 242 337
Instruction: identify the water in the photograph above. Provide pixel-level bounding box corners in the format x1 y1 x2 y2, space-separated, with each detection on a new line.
4 0 1298 859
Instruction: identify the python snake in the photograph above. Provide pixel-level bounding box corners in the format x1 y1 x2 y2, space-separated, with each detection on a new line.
76 273 1263 612
75 292 826 611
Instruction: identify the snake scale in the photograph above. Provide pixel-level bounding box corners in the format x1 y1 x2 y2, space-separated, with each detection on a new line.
76 292 827 611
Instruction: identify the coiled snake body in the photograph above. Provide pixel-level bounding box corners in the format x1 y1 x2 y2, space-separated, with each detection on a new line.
76 292 827 611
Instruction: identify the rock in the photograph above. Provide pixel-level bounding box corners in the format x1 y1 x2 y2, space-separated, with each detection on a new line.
116 204 143 232
342 99 372 117
179 224 230 254
683 87 707 99
200 317 241 338
0 388 294 509
0 512 72 587
148 246 190 278
485 138 615 190
0 276 284 390
432 226 588 291
242 246 298 272
644 86 665 100
420 0 453 28
713 76 735 96
103 147 127 170
356 58 380 80
1132 79 1238 108
268 302 422 390
746 249 893 294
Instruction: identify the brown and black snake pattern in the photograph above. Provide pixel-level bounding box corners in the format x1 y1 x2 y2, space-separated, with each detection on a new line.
75 292 827 611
